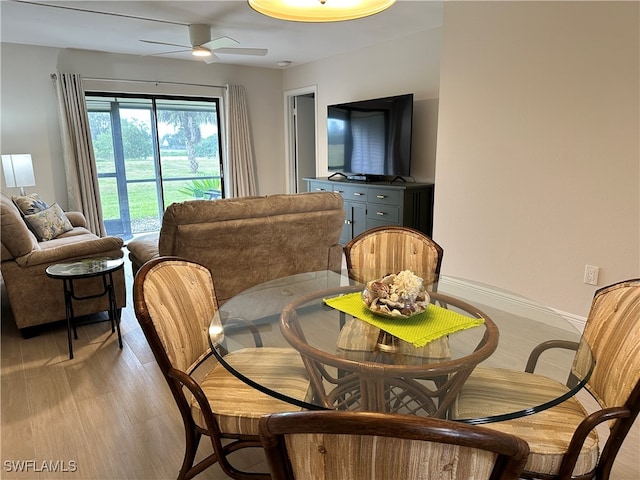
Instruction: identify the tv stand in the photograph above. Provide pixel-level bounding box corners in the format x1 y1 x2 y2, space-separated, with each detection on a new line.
305 177 434 244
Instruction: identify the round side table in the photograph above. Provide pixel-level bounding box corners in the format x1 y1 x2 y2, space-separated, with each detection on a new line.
46 257 124 359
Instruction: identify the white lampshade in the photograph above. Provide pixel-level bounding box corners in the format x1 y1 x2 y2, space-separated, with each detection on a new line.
248 0 396 22
2 154 36 195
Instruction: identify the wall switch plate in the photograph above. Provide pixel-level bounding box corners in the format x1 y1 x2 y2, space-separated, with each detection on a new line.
584 265 600 285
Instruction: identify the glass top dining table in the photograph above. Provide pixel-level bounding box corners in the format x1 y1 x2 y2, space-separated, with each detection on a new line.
208 270 593 424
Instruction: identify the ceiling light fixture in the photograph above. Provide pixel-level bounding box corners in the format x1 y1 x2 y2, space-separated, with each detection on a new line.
192 46 212 57
248 0 396 22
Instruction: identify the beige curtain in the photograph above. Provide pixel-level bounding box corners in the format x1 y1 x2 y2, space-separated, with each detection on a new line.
225 84 257 197
53 72 105 236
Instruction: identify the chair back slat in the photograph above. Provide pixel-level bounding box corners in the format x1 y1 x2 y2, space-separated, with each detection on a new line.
136 258 218 372
260 411 529 480
286 433 500 479
344 226 443 288
582 279 640 408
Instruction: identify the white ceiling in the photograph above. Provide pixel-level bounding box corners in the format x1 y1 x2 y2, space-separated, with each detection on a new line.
0 0 443 69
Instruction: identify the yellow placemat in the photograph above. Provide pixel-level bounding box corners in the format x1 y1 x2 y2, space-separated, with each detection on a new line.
324 292 484 348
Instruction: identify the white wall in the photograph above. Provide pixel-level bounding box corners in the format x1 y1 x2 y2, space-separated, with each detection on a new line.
435 1 639 316
1 43 287 204
283 27 442 183
0 44 62 205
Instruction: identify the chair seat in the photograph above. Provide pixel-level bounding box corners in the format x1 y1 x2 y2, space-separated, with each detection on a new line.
452 367 599 477
194 347 312 436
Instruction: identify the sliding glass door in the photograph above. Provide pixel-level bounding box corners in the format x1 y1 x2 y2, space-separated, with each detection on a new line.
86 94 223 239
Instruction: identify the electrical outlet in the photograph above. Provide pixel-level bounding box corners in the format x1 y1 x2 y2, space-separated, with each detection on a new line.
584 265 599 286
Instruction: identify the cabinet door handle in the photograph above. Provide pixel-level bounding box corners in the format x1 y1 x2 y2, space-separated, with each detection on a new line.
344 220 352 225
315 187 325 191
376 211 386 216
335 190 343 194
376 195 386 199
353 192 364 196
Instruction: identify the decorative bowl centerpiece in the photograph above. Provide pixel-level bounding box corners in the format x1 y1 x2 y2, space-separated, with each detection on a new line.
362 270 430 319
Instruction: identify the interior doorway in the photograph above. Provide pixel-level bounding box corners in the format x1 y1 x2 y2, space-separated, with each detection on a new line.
285 87 317 193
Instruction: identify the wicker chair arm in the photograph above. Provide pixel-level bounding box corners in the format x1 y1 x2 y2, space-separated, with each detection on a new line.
223 316 264 347
557 406 630 479
525 340 580 373
167 367 224 437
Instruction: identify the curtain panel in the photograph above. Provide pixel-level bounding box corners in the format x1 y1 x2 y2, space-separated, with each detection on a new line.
225 84 257 198
53 72 106 236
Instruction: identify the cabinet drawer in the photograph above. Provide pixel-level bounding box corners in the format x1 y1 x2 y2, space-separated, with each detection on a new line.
367 188 402 206
308 181 331 192
332 184 368 201
366 205 400 223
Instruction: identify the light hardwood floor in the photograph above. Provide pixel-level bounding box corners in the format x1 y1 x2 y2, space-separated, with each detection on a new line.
1 252 638 479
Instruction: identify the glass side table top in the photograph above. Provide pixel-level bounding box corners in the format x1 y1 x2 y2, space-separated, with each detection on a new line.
46 257 124 278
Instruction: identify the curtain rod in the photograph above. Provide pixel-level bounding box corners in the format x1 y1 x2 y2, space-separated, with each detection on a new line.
50 74 226 89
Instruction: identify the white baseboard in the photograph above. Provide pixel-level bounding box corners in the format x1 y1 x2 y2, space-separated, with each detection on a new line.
550 308 586 333
438 277 587 333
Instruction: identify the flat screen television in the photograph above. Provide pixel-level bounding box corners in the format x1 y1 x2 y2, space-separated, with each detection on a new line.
327 93 413 181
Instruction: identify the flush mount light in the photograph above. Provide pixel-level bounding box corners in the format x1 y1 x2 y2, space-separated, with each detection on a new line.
192 46 212 57
248 0 396 22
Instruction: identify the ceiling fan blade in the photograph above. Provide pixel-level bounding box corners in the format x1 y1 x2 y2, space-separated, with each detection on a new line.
204 53 221 65
145 49 191 57
140 39 190 49
202 36 240 50
213 48 268 57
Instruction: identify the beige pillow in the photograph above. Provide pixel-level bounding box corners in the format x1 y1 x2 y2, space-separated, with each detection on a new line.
24 203 73 241
12 193 49 215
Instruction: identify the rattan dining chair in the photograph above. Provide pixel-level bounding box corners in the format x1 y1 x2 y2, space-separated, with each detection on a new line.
340 225 449 394
344 225 444 288
452 278 640 480
133 257 311 480
259 410 530 480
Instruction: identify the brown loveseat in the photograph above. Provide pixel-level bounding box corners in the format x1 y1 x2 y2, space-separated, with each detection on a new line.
1 191 126 333
127 192 345 305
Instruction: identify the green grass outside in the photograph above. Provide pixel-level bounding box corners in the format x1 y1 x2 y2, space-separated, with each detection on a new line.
96 153 221 221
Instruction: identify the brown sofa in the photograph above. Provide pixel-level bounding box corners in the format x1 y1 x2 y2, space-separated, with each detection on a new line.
127 192 345 305
1 191 126 333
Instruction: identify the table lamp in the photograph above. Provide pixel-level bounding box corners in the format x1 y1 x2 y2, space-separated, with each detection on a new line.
2 154 35 195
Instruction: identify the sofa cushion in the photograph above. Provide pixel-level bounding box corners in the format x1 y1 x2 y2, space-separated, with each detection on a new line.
15 232 124 268
127 232 160 272
12 193 49 215
1 192 39 260
24 203 74 241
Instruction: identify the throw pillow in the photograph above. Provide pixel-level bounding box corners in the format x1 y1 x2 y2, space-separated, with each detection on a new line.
23 203 74 241
12 193 49 216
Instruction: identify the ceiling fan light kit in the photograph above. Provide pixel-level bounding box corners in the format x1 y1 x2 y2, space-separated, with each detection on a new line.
192 46 212 57
248 0 396 22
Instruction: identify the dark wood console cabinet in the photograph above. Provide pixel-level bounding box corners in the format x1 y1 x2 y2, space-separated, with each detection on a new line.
305 177 434 245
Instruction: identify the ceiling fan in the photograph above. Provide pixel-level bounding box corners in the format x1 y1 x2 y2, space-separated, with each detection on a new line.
141 24 268 64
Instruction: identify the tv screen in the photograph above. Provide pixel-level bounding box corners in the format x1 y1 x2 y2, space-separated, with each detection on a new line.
327 93 413 180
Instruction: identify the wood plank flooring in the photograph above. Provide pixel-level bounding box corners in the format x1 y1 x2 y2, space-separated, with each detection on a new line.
1 252 638 479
